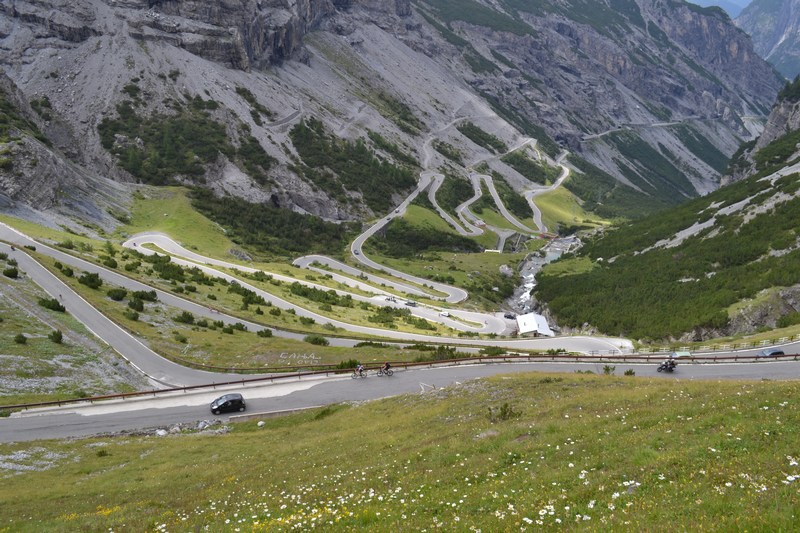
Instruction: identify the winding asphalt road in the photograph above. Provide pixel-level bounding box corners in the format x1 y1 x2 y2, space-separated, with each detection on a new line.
4 355 800 443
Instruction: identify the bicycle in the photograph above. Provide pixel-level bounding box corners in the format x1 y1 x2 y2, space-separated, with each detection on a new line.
351 369 367 378
376 367 393 377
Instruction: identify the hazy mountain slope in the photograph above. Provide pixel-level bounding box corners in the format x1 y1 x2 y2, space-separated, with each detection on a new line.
692 0 751 17
535 81 800 341
736 0 800 79
0 0 784 234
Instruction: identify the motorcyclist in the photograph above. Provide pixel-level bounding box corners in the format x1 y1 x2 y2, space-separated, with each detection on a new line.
665 357 677 370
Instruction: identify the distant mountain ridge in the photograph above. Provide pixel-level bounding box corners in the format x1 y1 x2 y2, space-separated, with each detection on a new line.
736 0 800 78
691 0 751 17
0 0 784 234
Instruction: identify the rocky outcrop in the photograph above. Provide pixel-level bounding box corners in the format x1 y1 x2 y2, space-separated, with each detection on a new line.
1 1 99 43
127 0 337 70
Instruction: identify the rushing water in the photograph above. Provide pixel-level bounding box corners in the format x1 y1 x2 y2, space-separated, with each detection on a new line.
510 236 581 315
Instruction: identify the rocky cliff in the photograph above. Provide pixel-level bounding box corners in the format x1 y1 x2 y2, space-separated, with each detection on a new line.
0 0 786 233
736 0 800 79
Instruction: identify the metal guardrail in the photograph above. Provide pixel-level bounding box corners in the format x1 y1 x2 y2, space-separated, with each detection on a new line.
2 352 798 412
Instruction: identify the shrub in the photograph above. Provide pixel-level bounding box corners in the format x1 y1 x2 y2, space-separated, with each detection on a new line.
3 267 18 279
174 311 195 324
624 369 636 376
128 298 144 312
336 359 359 369
107 288 128 301
603 365 616 375
38 297 65 312
14 333 26 344
304 334 329 346
102 257 118 269
123 310 139 321
257 328 273 338
78 272 103 289
488 402 520 423
49 330 63 343
131 290 158 302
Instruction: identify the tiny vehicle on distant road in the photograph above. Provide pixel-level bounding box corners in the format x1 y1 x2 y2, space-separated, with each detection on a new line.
210 393 246 415
657 360 677 373
757 348 784 358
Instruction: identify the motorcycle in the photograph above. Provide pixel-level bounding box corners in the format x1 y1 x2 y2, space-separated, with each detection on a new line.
657 360 677 373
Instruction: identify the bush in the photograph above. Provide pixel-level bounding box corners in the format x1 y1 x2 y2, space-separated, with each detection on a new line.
102 257 118 269
49 329 63 343
304 334 329 346
131 290 158 302
174 311 195 324
14 333 26 344
488 402 520 423
38 297 65 312
123 310 139 321
257 328 273 338
78 272 103 289
336 359 360 369
3 267 18 279
128 298 144 312
107 288 128 301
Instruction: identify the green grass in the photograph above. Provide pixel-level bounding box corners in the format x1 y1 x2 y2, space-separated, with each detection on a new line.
118 187 235 258
534 186 610 234
540 255 597 277
3 373 800 530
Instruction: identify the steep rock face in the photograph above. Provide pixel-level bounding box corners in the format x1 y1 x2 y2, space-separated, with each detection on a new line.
736 0 800 79
0 0 787 229
411 0 782 200
128 0 337 69
754 98 800 151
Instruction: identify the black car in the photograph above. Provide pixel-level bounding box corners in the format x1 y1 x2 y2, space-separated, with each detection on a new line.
757 348 784 358
504 313 516 319
210 393 246 414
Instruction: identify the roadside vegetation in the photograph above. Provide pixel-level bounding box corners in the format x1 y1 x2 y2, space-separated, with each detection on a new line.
456 121 508 153
433 172 474 219
189 188 358 259
3 373 800 531
0 255 144 406
536 172 800 340
501 149 559 185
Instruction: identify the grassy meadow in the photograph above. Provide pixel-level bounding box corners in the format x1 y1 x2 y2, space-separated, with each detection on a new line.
1 373 799 531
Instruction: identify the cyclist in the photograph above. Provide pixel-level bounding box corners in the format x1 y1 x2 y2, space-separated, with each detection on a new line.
356 363 365 377
381 361 391 373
